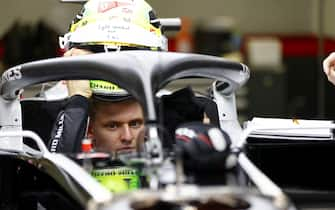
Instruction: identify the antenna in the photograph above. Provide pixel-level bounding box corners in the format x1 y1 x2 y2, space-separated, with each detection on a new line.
153 18 182 32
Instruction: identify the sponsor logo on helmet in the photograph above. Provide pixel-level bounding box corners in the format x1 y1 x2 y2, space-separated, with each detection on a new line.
90 80 122 91
98 1 132 13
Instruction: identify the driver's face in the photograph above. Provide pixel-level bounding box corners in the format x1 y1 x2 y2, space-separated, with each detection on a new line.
88 99 145 153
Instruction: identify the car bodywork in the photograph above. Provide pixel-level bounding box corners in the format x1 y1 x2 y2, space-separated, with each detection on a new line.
0 51 296 210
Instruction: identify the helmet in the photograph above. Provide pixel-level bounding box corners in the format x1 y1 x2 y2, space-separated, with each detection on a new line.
59 0 167 51
91 166 141 193
60 0 167 99
89 80 132 101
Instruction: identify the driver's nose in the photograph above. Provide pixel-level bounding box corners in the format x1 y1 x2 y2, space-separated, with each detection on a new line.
120 125 134 143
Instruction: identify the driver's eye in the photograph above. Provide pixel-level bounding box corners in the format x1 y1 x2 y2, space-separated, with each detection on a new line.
107 122 118 129
129 120 142 128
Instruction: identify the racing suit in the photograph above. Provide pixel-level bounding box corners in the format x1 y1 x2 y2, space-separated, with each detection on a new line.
47 95 89 153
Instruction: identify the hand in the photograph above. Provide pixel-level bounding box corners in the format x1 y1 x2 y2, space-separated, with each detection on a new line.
67 80 92 98
63 47 92 56
323 52 335 86
64 48 93 98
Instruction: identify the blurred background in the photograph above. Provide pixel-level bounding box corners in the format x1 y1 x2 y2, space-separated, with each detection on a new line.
1 0 335 122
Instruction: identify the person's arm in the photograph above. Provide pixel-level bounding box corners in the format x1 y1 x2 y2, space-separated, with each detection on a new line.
47 80 92 153
48 48 93 153
323 52 335 86
48 95 89 153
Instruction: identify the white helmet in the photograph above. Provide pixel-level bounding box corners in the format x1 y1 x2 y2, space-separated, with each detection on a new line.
59 0 167 51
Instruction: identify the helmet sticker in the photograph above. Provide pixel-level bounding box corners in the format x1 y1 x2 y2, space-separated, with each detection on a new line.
90 80 129 97
97 1 132 13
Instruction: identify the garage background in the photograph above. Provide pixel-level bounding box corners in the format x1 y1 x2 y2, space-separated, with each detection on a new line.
1 0 335 121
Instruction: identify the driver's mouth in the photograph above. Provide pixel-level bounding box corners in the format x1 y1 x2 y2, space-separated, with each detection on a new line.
116 147 136 153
